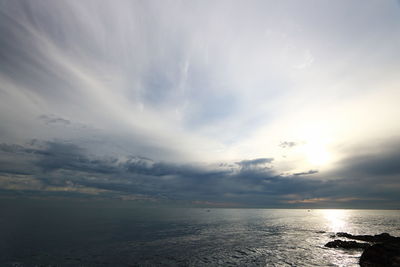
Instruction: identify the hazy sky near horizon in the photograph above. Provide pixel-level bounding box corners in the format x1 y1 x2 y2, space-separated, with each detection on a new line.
1 0 400 208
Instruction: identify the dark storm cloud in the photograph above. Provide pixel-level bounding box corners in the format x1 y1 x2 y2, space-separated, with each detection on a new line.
0 141 273 200
0 143 44 175
1 139 400 207
0 143 33 154
124 158 222 178
337 146 400 177
37 142 119 174
0 139 400 208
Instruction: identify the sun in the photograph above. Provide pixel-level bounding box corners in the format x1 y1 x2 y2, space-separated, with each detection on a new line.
294 125 334 167
304 141 331 166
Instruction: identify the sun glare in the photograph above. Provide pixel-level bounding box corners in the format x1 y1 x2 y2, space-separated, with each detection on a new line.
321 209 348 232
293 125 335 167
304 142 331 166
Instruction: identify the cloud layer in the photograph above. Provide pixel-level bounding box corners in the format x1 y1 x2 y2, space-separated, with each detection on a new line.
0 139 399 208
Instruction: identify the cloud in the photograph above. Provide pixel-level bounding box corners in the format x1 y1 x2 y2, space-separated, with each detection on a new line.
192 200 241 208
285 197 386 204
285 198 330 204
236 158 273 168
293 170 318 176
0 1 399 208
279 141 298 148
0 141 275 203
38 115 71 125
336 145 400 177
0 139 398 208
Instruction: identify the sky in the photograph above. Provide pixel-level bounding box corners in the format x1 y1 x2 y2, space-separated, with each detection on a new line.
0 0 400 208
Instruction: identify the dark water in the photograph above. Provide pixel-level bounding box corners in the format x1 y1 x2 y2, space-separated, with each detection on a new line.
1 200 400 266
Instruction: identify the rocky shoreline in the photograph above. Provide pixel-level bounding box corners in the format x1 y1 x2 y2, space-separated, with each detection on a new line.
324 232 400 266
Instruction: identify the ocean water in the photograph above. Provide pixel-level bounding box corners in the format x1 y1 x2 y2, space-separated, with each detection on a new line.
1 200 400 266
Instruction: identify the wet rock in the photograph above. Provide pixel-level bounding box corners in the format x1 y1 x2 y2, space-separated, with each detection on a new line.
325 240 370 249
336 232 400 243
360 242 400 267
325 232 400 266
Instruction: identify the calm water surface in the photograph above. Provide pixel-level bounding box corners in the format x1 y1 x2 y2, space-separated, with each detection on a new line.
1 200 400 266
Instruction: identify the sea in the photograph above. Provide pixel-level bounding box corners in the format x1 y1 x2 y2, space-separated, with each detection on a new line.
1 199 400 266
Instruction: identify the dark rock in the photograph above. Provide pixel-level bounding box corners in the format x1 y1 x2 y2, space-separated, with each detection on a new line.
336 232 400 243
325 240 370 249
360 242 400 267
325 232 400 266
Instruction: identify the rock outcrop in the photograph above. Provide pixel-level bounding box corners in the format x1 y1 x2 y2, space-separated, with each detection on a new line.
324 232 400 267
336 232 400 243
325 240 370 249
359 242 400 267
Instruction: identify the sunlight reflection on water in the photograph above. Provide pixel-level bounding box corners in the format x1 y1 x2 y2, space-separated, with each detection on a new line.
321 209 348 232
1 204 400 266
